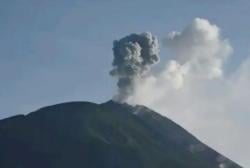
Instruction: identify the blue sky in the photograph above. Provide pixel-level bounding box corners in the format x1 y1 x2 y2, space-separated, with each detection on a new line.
1 0 250 166
1 0 249 118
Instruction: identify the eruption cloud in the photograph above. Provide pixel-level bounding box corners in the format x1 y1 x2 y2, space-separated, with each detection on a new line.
127 18 233 104
164 18 232 82
110 32 160 102
110 18 250 167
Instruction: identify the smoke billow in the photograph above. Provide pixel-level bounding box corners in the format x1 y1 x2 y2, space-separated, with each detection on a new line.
110 18 250 167
126 18 233 105
110 32 160 102
164 18 232 80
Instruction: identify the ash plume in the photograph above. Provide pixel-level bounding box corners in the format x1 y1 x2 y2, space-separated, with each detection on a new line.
110 32 160 102
107 18 249 167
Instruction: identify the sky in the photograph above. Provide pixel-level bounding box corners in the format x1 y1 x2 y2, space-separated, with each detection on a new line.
0 0 250 167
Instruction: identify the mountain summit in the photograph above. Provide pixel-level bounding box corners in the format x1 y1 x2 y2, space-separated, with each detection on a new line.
0 100 242 168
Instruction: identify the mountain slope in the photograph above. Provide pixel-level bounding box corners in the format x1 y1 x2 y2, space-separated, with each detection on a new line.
0 100 242 168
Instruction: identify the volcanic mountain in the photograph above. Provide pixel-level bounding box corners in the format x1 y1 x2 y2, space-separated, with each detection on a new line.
0 100 242 168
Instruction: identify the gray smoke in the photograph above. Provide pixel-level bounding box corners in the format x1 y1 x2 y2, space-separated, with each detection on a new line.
110 32 160 102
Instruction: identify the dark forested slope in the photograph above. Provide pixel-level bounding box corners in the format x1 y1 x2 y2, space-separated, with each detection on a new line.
0 100 242 168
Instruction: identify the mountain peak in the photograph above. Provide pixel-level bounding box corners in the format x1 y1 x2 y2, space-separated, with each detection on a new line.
0 101 241 168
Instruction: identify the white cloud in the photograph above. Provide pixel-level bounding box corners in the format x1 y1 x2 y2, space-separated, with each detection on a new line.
126 18 250 167
164 18 232 81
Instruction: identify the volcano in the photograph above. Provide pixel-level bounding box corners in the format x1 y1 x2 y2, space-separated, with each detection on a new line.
0 100 242 168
